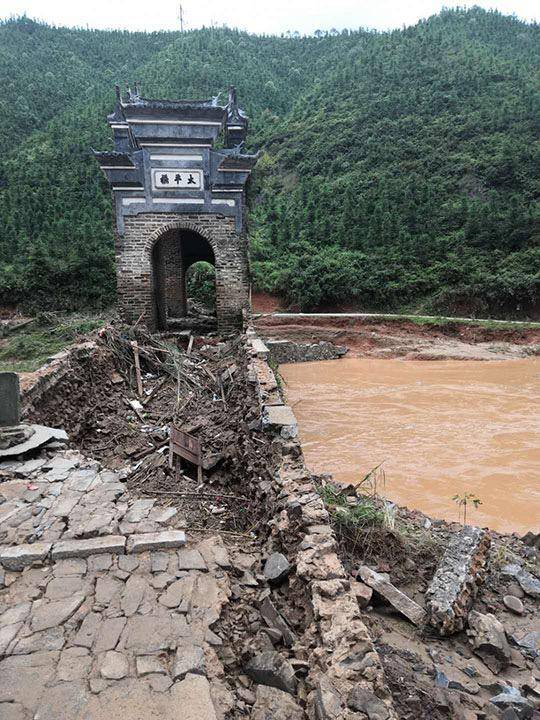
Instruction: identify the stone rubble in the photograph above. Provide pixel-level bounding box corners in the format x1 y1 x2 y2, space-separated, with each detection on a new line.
5 328 536 719
467 610 513 674
263 552 291 586
248 334 399 719
359 565 427 626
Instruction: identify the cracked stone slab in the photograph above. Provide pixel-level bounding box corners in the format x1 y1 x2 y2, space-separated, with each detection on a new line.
0 426 68 459
52 535 126 560
169 673 218 720
177 548 207 572
31 593 86 632
126 530 186 554
0 542 52 571
125 499 155 523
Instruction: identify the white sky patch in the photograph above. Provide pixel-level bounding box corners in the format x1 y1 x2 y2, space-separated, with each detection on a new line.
1 0 538 33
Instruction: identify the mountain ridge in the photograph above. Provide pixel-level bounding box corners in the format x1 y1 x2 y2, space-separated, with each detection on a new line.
0 9 538 316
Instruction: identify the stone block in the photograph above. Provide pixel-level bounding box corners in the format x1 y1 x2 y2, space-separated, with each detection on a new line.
245 651 297 694
0 372 20 426
359 566 426 626
177 548 207 572
0 542 52 571
251 685 304 720
127 530 186 554
51 535 126 560
426 526 491 635
172 644 205 680
249 338 269 358
262 405 298 438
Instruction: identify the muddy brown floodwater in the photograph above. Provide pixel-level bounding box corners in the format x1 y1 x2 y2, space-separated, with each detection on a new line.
281 357 540 535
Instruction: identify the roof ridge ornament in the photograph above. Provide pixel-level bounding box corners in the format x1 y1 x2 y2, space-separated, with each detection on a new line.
110 84 126 123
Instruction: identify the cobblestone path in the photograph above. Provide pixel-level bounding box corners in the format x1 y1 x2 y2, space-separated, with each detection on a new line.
0 449 240 719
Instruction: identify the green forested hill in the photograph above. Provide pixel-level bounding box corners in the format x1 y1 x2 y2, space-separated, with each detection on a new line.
0 10 538 316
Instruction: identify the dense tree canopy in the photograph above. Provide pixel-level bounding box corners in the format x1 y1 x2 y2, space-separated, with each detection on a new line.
0 9 538 316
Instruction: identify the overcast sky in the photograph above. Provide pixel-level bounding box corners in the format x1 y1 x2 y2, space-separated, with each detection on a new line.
2 0 538 34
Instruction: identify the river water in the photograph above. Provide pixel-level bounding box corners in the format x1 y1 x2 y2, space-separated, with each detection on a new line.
280 358 540 535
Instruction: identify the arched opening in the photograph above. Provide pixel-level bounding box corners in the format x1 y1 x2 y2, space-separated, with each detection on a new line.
185 261 216 317
151 228 215 330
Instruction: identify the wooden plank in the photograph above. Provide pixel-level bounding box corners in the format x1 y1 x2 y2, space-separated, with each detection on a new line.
170 425 202 467
131 341 144 397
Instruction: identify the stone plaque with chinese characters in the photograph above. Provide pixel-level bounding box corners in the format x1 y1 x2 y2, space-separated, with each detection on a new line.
152 169 202 190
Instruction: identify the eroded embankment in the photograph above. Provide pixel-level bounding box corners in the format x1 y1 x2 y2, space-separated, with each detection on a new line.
255 314 540 361
2 327 397 718
2 327 539 719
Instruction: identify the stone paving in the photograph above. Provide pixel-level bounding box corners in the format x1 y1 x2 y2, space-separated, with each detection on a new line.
0 450 236 719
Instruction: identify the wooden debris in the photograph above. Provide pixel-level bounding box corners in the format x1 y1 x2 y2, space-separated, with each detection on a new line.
131 340 144 396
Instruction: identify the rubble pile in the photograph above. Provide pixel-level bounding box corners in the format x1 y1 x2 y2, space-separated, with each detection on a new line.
25 328 277 533
314 483 540 719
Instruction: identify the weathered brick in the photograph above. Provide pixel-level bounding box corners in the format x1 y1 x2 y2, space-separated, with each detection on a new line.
116 214 249 332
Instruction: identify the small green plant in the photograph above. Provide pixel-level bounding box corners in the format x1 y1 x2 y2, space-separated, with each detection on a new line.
317 464 388 532
452 492 482 525
317 483 347 507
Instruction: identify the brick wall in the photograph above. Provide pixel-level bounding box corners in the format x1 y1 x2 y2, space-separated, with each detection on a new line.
116 214 250 331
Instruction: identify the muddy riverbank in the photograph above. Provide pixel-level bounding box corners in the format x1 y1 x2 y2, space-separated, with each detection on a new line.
256 314 540 361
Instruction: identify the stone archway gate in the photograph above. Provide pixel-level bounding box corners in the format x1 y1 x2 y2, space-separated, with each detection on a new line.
94 85 257 332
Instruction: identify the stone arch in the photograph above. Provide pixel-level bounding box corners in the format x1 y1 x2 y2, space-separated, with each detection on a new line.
117 212 250 333
144 219 220 260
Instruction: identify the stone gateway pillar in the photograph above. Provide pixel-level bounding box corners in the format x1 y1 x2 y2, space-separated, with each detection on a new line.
94 85 257 332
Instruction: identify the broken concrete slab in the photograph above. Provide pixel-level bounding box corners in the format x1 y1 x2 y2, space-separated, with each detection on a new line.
0 542 52 571
359 566 426 626
51 535 126 560
426 526 491 635
126 530 186 554
0 425 68 458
